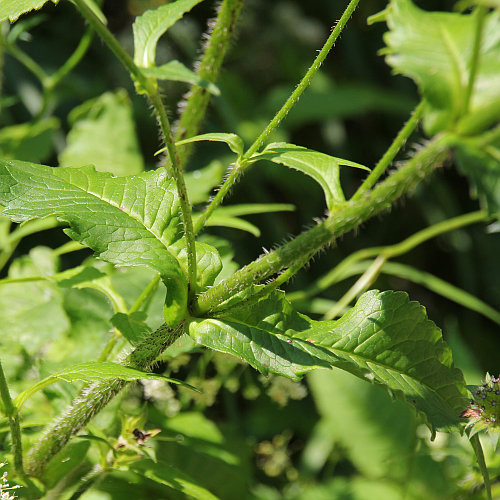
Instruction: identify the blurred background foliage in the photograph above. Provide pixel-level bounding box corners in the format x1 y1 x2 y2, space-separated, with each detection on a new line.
1 0 499 498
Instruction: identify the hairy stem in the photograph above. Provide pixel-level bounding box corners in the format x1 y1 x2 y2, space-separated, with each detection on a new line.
195 0 361 232
175 0 244 168
72 0 197 289
352 100 425 200
150 90 197 288
288 209 488 303
25 324 183 477
193 133 453 315
0 360 24 475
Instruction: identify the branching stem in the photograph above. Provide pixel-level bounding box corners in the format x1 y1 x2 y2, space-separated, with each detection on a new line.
196 0 361 232
193 133 453 315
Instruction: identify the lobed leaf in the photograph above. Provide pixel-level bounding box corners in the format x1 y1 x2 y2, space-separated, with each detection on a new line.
133 0 205 68
13 361 196 412
382 0 500 135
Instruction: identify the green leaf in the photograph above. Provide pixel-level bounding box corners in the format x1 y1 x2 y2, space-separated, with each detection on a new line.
382 0 500 135
294 290 469 433
191 288 467 432
133 0 205 68
59 90 144 176
132 460 220 500
13 361 195 412
171 239 222 292
0 117 59 163
111 311 152 346
189 289 339 380
185 160 225 205
455 142 500 219
0 159 188 326
203 215 261 237
0 0 57 23
0 247 70 356
142 60 220 95
196 203 295 237
173 132 245 157
209 203 295 218
42 441 90 488
308 369 456 498
253 143 351 213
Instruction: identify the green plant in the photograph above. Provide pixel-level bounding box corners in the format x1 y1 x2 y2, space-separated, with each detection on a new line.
0 0 499 498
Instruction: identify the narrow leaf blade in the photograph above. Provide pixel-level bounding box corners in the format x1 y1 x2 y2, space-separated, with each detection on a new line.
142 60 220 95
173 132 244 157
13 361 196 411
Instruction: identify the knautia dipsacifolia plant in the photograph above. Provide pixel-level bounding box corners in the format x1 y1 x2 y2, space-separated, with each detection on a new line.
0 0 499 498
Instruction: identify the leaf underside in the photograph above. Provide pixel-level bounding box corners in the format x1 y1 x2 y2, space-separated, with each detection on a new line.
190 289 468 432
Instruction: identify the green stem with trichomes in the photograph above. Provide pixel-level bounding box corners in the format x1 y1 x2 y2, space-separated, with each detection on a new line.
352 100 425 200
72 0 197 289
25 324 183 477
194 0 361 233
24 134 452 476
175 0 244 169
288 209 488 303
0 359 24 475
193 133 453 315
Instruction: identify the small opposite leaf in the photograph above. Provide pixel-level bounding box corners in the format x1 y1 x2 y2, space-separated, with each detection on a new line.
13 361 196 412
253 143 348 213
158 133 244 157
133 0 205 68
142 61 220 95
0 159 188 326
